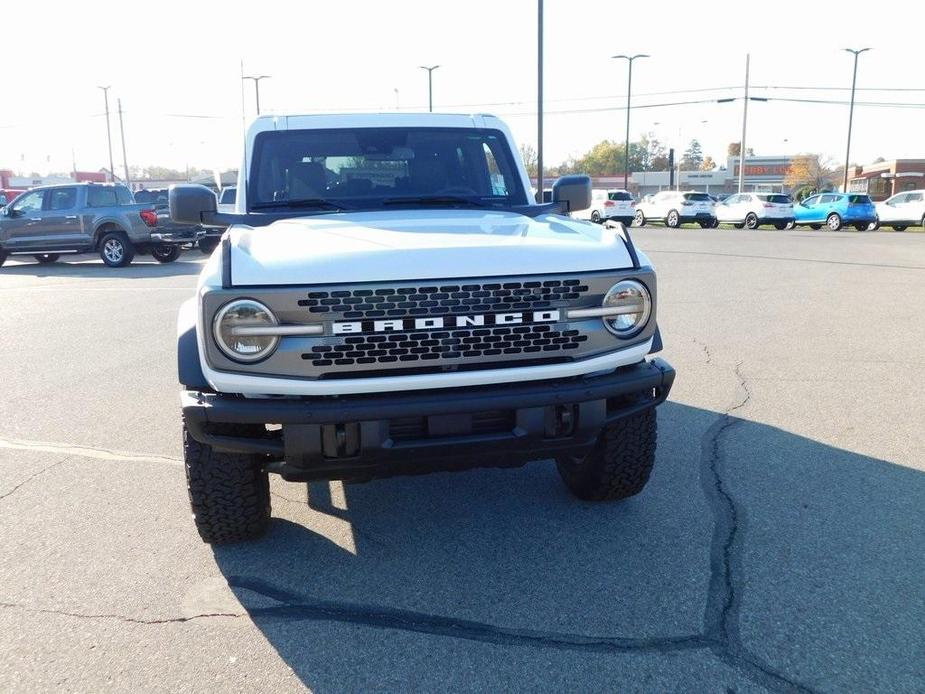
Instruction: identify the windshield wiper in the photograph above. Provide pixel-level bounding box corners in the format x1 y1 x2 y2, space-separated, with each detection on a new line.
381 195 491 207
251 198 351 211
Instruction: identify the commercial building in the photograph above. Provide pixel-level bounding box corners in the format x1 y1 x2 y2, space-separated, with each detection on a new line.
847 159 925 201
624 155 798 197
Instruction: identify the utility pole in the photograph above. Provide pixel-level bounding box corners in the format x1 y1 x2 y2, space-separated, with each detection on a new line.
737 53 750 194
536 0 543 201
843 48 871 191
419 65 440 112
612 54 649 190
117 98 131 188
242 74 271 115
394 88 400 111
97 86 115 182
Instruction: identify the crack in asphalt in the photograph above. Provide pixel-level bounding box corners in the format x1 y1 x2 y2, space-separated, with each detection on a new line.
0 457 72 503
0 436 181 467
0 601 242 625
226 577 708 655
698 360 816 693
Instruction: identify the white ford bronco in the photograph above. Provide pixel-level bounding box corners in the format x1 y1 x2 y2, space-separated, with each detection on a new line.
171 113 675 544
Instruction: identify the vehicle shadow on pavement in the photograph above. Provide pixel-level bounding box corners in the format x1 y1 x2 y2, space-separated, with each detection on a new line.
0 256 205 278
211 402 925 693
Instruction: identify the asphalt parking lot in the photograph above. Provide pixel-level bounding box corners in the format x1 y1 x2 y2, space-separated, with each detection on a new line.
1 228 923 693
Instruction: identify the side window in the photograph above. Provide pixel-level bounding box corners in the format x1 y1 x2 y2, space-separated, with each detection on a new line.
482 142 508 196
907 192 923 203
890 193 908 204
87 186 119 207
725 195 739 204
10 190 44 214
820 194 838 204
116 187 133 205
47 187 77 211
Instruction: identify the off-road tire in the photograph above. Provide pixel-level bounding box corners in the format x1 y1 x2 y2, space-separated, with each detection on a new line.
34 253 60 263
183 422 271 544
99 231 135 267
556 406 657 501
745 213 759 229
666 210 681 228
152 245 181 263
199 238 220 254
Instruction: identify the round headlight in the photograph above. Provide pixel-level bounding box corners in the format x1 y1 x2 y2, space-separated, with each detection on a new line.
602 280 651 337
213 299 279 362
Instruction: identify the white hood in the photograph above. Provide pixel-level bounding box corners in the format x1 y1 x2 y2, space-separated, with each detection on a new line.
227 209 635 286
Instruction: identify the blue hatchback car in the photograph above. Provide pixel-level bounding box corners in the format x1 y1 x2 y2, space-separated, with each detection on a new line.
791 193 877 231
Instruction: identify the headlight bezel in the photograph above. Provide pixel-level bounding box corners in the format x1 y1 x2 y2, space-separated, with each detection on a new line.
212 298 280 363
601 279 652 338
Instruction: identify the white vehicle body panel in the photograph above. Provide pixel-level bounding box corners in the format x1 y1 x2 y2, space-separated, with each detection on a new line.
637 190 715 221
226 210 635 286
715 193 794 223
574 189 635 222
876 190 925 225
190 111 657 397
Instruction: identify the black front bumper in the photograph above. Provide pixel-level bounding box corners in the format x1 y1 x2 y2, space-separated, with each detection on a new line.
182 358 675 481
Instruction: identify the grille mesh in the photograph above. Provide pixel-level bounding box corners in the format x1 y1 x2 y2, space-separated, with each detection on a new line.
302 325 589 367
298 279 591 319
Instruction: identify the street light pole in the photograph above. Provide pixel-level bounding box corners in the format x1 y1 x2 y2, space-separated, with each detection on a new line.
738 53 750 194
419 65 440 112
97 86 115 182
117 98 131 188
537 0 543 200
612 54 649 191
242 75 271 115
843 48 871 191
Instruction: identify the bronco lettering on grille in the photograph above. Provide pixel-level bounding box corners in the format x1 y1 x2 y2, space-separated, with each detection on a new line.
332 310 561 335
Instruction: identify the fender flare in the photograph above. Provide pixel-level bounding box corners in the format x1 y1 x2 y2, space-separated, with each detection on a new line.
178 298 209 390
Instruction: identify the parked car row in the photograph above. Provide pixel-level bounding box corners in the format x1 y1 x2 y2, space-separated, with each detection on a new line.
579 187 924 232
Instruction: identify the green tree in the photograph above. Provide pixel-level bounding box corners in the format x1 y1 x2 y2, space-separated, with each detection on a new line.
680 139 704 171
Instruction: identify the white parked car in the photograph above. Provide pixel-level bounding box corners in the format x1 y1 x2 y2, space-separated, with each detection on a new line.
872 190 925 231
633 190 716 228
714 192 795 230
575 189 636 225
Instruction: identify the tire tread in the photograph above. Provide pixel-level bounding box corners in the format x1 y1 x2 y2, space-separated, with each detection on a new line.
184 422 270 544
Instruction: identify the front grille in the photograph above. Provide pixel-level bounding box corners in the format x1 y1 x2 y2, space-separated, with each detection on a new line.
298 279 591 320
200 270 655 381
302 324 589 367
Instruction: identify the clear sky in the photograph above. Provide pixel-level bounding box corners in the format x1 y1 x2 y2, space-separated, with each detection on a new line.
2 0 923 177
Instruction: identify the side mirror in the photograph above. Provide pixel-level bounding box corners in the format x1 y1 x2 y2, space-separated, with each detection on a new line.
169 184 217 225
552 174 592 212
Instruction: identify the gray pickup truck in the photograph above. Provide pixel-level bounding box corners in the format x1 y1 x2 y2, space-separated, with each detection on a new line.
0 182 199 268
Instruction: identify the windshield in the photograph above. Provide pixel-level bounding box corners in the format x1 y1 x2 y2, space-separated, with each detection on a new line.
249 127 528 210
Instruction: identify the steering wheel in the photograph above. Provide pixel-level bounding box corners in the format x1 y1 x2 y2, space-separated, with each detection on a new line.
435 186 479 196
